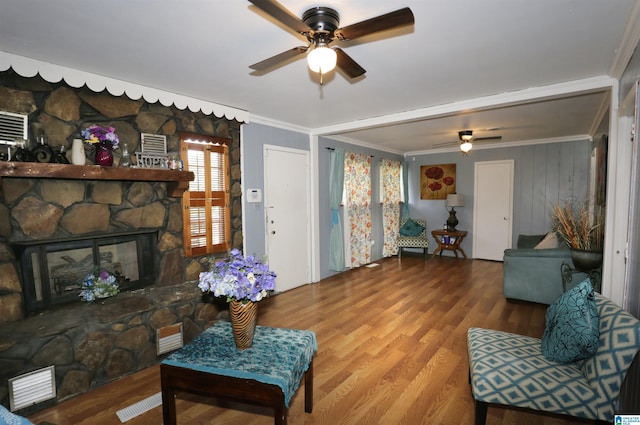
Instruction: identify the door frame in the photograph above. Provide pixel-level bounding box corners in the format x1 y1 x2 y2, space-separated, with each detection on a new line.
263 144 312 290
472 159 514 260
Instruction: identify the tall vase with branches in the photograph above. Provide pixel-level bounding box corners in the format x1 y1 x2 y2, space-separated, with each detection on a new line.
552 199 604 271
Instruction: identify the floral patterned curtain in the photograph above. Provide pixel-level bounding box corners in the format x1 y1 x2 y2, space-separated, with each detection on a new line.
381 159 402 257
344 152 371 268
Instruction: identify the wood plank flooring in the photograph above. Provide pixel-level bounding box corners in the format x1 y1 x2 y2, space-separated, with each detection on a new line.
28 256 590 425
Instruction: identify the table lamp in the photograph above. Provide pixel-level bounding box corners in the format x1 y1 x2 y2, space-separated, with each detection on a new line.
446 194 464 230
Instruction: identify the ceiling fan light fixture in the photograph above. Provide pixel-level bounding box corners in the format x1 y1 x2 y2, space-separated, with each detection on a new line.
307 44 337 74
458 130 473 142
460 141 473 153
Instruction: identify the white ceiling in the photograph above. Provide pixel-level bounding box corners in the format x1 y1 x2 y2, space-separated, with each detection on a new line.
1 0 639 154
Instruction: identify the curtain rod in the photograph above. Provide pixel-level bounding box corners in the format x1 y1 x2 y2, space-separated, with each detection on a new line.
325 147 374 158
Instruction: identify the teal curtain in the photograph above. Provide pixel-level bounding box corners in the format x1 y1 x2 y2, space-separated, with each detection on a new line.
402 161 410 220
329 148 345 271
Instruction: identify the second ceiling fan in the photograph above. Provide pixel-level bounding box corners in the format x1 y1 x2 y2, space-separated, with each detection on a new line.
432 130 503 154
248 0 415 83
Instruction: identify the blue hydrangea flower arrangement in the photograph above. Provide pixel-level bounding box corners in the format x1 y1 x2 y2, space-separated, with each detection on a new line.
198 249 276 303
79 269 119 302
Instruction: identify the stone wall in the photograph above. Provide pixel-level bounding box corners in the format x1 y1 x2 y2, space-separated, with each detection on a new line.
0 70 242 413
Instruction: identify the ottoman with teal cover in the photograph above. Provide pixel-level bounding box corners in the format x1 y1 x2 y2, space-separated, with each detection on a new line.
467 292 640 424
161 321 317 425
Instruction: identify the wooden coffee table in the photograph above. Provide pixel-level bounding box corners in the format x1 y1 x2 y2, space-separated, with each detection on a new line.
160 321 317 425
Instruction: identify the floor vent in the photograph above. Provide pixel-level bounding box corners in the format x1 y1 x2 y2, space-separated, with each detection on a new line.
156 323 183 355
8 366 56 411
116 392 162 422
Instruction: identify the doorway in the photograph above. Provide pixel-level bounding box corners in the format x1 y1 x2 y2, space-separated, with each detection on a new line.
263 145 311 293
473 160 514 261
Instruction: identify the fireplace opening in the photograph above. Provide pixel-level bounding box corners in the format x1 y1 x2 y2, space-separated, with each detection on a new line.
12 230 157 314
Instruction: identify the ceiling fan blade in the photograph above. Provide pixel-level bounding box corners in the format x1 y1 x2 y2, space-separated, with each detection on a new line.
431 141 460 148
248 0 312 35
335 7 414 41
249 46 308 72
334 48 366 78
474 136 503 141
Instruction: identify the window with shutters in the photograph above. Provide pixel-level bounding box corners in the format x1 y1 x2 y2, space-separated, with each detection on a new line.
180 132 231 257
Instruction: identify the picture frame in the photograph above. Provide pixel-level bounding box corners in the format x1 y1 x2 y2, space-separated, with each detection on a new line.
420 163 456 200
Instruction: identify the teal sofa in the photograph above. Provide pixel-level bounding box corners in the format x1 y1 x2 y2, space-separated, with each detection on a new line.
502 234 587 305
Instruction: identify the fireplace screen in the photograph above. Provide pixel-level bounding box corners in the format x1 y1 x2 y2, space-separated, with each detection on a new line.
14 231 156 314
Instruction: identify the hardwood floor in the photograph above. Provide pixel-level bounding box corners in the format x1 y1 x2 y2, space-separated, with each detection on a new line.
28 256 590 425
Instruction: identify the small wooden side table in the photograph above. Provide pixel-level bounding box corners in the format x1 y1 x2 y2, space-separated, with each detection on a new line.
431 229 468 258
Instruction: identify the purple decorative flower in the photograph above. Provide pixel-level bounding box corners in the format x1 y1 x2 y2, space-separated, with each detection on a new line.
79 269 119 302
198 249 277 303
81 125 120 150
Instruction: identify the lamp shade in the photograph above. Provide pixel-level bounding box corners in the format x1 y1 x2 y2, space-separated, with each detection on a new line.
446 194 464 208
307 46 337 73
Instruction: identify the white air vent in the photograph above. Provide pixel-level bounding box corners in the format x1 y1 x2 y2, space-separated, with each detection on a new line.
8 366 56 411
0 111 28 143
140 133 167 155
116 392 162 422
156 323 183 355
136 133 169 169
0 111 28 160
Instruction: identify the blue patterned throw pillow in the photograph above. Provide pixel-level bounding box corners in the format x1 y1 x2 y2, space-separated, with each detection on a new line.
0 404 33 425
399 219 425 236
541 279 599 363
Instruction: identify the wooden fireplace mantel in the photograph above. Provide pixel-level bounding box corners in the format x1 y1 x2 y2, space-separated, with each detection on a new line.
0 162 195 197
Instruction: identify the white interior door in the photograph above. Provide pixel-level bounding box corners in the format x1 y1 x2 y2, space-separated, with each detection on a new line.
264 146 311 293
473 160 514 261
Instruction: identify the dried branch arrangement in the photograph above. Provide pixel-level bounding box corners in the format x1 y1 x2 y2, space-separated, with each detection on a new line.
552 200 604 251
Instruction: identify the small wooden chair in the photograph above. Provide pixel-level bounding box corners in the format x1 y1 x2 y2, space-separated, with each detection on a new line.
397 218 429 258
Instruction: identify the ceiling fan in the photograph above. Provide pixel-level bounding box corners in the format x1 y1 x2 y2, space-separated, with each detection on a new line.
432 130 503 154
248 0 415 84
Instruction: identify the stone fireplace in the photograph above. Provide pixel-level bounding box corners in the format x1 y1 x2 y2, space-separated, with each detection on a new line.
0 174 226 414
0 69 244 414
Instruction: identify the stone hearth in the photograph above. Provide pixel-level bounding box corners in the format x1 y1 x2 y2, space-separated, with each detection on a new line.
0 281 223 416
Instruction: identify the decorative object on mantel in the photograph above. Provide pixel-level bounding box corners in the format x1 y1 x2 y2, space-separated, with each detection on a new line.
32 136 54 163
0 137 70 164
55 145 70 164
119 142 132 167
198 249 277 349
95 142 113 166
11 139 34 162
81 125 120 167
445 193 464 230
79 269 119 302
136 133 169 169
552 199 604 272
71 138 86 165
